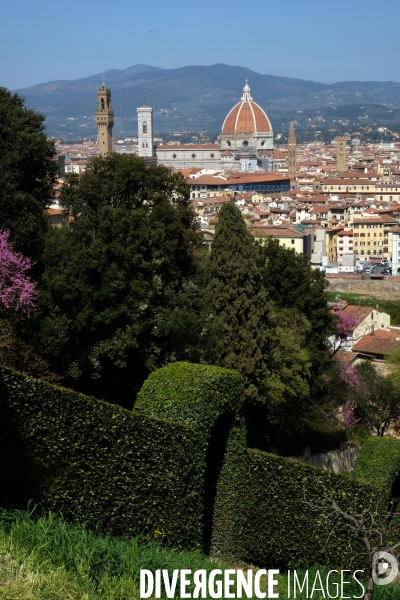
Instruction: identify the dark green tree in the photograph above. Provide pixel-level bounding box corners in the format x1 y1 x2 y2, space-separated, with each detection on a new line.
355 360 399 436
258 237 335 395
38 154 204 407
205 202 271 403
0 88 58 261
205 203 312 413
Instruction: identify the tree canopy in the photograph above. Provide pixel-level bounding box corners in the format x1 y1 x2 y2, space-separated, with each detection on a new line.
205 202 271 403
0 88 58 262
38 154 203 406
259 237 335 397
355 360 400 436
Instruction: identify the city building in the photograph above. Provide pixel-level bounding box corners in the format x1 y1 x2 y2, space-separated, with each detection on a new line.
154 81 281 172
137 104 154 158
95 78 114 156
337 229 354 263
335 137 347 174
352 215 397 260
287 122 296 178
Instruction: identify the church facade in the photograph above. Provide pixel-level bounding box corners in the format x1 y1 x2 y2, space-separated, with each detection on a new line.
138 80 281 172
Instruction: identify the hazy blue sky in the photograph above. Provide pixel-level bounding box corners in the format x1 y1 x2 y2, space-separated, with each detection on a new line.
2 0 400 90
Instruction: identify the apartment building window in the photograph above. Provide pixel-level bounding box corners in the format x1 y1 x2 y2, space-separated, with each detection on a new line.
367 233 370 237
360 233 365 237
291 239 295 244
384 247 388 253
360 242 365 246
354 233 359 237
361 250 365 255
354 241 358 246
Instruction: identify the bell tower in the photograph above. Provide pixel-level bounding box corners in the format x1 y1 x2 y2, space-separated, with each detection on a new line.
287 121 296 178
137 103 154 157
95 77 114 156
335 136 347 174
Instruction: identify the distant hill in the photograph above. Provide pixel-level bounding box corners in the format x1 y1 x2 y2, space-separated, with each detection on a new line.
14 63 400 139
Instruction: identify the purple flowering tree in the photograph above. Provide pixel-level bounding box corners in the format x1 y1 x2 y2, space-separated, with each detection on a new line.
334 310 359 338
0 230 36 313
0 230 36 358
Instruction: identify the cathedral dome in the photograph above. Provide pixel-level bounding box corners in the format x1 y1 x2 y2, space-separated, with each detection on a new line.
221 80 272 135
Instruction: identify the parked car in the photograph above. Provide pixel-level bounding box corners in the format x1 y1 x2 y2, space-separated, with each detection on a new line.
365 268 373 274
383 268 392 275
381 259 389 266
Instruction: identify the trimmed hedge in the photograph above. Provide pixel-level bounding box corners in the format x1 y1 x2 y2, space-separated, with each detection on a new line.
135 362 243 428
240 449 386 569
0 363 243 550
0 362 396 570
353 436 400 490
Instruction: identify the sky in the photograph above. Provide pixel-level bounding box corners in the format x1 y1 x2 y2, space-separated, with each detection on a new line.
2 0 400 90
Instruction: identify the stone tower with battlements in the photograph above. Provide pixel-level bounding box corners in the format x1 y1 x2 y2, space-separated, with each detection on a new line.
335 136 347 174
288 121 296 178
95 78 114 156
137 104 154 157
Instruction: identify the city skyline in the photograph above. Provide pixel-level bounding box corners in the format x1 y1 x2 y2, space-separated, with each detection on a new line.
2 0 400 90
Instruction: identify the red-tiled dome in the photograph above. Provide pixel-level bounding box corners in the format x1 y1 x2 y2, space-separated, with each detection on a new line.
222 80 272 135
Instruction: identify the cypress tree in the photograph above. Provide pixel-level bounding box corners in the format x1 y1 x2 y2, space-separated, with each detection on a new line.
206 202 270 402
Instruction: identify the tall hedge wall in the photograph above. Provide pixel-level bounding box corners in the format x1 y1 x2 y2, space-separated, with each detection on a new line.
238 450 386 569
353 436 400 490
0 363 396 570
0 364 242 550
135 362 246 554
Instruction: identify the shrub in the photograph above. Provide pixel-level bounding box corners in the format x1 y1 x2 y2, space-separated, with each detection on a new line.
353 436 400 490
0 363 242 550
0 363 394 570
240 449 386 570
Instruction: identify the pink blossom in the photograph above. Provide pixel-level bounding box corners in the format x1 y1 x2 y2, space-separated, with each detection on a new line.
339 363 360 388
343 399 361 430
334 310 359 336
0 230 36 314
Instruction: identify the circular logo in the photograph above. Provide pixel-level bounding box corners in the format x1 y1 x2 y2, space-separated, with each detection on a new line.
372 551 398 586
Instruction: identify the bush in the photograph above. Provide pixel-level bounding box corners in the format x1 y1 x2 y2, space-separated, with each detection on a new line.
135 362 243 427
0 363 394 570
353 436 400 489
0 363 242 551
239 449 386 570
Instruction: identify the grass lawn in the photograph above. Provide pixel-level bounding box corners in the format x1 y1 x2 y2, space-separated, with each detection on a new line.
0 509 399 598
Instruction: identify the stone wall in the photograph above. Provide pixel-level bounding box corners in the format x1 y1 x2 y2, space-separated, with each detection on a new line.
293 442 361 474
326 277 400 301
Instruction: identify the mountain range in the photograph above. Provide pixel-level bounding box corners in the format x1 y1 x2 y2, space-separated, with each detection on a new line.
14 63 400 139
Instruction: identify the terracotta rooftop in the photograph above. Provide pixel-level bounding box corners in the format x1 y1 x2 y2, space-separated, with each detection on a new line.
250 226 303 238
352 329 400 356
331 304 373 326
222 101 271 135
